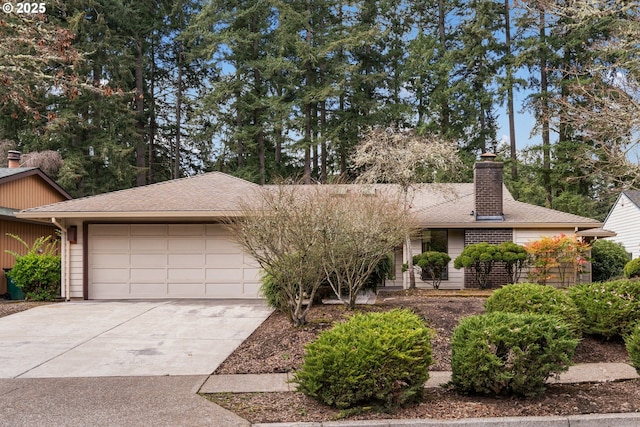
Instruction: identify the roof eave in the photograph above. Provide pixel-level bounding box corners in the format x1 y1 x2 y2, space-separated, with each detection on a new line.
417 221 603 229
15 211 246 221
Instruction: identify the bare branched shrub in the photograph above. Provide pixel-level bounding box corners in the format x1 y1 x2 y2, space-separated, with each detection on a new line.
229 184 414 324
317 189 413 308
229 186 328 326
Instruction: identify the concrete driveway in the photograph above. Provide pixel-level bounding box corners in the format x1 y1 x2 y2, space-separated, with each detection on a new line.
0 300 272 378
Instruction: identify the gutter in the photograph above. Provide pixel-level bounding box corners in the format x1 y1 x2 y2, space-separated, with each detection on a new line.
51 218 70 302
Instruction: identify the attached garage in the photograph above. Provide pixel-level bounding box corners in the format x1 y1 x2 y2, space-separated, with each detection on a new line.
88 223 261 299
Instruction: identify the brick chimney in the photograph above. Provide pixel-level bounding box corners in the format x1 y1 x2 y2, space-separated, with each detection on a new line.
7 150 21 169
474 152 504 221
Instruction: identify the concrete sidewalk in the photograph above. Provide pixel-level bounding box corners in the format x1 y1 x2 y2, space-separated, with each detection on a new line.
0 375 250 427
199 362 639 394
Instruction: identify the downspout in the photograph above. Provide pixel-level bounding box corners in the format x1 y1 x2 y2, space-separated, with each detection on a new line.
51 218 70 302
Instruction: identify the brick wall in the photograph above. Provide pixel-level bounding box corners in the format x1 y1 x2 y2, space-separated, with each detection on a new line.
474 160 503 218
464 228 513 288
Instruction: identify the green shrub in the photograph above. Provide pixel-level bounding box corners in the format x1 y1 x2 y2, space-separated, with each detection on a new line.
626 322 640 374
450 312 578 397
293 309 433 410
484 283 582 337
363 254 394 292
413 251 451 289
6 235 60 301
569 279 640 338
624 258 640 279
497 242 528 284
259 272 289 313
453 242 502 289
591 240 630 282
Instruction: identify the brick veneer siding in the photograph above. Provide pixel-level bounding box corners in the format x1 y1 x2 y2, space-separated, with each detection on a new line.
474 160 503 218
463 228 513 289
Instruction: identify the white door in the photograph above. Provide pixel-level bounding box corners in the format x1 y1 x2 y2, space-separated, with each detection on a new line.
88 224 261 299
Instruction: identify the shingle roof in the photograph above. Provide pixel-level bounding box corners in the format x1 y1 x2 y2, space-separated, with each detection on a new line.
624 190 640 208
17 172 601 228
0 167 38 179
19 172 260 218
264 182 599 228
0 206 19 219
414 186 600 227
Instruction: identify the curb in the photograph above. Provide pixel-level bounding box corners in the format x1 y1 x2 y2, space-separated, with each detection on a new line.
252 412 640 426
200 363 639 394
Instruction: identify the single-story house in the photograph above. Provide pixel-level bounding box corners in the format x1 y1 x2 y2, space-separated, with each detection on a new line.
1 151 72 296
601 190 640 260
16 154 602 300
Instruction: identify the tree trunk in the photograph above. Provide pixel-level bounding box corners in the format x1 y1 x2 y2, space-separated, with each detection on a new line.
303 9 313 185
235 70 244 169
174 41 183 180
505 0 517 180
148 37 156 184
320 99 327 183
135 39 146 187
437 0 450 131
539 9 552 208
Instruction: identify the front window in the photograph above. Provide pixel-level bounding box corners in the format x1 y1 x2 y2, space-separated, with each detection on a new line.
421 229 448 280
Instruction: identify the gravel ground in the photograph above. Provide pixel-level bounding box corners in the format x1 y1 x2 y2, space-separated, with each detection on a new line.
0 300 54 318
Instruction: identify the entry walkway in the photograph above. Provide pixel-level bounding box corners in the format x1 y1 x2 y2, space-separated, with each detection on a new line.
200 362 640 393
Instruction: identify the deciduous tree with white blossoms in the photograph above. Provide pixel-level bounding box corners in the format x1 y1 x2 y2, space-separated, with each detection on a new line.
351 127 461 288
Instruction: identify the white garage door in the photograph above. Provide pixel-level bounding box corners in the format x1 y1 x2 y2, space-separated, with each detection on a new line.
88 224 261 299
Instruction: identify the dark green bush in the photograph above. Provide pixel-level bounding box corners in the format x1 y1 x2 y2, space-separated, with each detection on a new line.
591 240 630 282
363 254 394 292
626 322 640 374
569 279 640 338
453 242 502 289
624 258 640 279
6 235 60 301
259 272 289 313
293 309 433 410
413 251 451 289
484 283 582 337
497 242 528 284
450 312 578 397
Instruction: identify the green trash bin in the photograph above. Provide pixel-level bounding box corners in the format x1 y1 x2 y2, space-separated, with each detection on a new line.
3 268 25 300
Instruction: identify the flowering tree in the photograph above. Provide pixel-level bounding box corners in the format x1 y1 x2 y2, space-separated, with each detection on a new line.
525 234 590 286
352 127 460 288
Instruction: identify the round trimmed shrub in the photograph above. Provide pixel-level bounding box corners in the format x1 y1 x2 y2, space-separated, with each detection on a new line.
624 258 640 279
293 309 433 410
484 283 582 337
626 322 640 374
451 312 578 397
569 279 640 338
591 240 630 282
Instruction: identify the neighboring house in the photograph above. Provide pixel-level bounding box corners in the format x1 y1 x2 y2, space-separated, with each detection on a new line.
16 154 601 300
1 151 72 296
602 190 640 260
